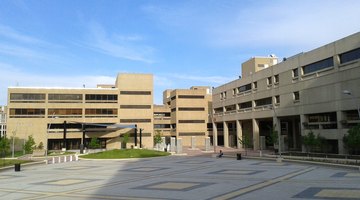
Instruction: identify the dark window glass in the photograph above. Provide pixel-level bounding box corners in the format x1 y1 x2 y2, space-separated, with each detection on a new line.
179 132 205 136
9 109 45 118
10 93 45 102
120 119 151 123
308 112 337 123
171 96 176 100
178 107 205 111
253 81 257 89
340 48 360 64
238 83 252 93
48 94 82 101
274 75 279 83
120 105 151 109
120 91 151 95
239 101 252 109
178 120 205 123
178 95 204 99
302 57 334 74
294 92 300 101
85 109 117 117
85 94 117 102
171 108 176 112
154 124 171 128
267 77 272 85
255 97 272 106
293 68 299 77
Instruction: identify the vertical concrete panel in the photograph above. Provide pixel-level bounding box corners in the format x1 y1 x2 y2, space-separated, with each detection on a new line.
213 122 218 146
205 137 211 151
170 137 176 152
223 121 229 148
236 120 243 149
176 138 182 154
252 118 259 150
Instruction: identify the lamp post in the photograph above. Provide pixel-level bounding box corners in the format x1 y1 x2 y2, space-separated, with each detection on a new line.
343 90 360 119
46 114 58 161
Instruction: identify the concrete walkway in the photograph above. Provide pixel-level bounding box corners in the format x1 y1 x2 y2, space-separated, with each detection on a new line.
1 153 360 200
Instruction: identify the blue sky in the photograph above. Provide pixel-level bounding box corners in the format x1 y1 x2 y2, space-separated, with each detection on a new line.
0 0 359 105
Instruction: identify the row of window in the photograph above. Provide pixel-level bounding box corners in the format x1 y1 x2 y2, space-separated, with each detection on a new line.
170 95 205 100
10 91 152 103
221 47 360 100
10 108 118 117
216 92 300 112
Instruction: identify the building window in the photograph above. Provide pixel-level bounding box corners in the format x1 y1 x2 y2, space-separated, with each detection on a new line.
9 108 45 118
302 57 334 74
178 95 204 99
178 107 205 111
253 81 257 89
171 108 176 112
48 94 82 102
238 83 252 93
232 88 236 95
214 107 223 114
85 109 118 117
178 120 205 123
274 75 279 84
48 109 82 117
293 91 300 101
267 77 272 85
255 97 272 107
239 101 252 109
292 68 299 78
120 91 151 95
120 105 151 109
339 48 360 64
120 119 151 123
154 124 171 129
10 93 45 103
85 94 118 103
275 95 280 104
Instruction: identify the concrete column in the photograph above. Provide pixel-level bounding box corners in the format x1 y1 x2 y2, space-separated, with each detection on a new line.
212 122 218 146
191 136 196 149
176 138 182 154
300 114 307 152
170 137 176 152
337 111 346 154
252 118 259 150
236 120 243 149
273 116 281 152
161 137 166 151
205 137 211 151
223 121 229 148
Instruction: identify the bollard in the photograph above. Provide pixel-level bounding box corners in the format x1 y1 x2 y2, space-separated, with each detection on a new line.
236 153 242 160
70 155 73 162
52 157 55 164
75 154 78 161
14 163 21 172
64 156 67 162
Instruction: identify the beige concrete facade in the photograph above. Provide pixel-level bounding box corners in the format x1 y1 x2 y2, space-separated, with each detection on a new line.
6 73 154 150
158 86 212 146
0 106 6 138
212 32 360 154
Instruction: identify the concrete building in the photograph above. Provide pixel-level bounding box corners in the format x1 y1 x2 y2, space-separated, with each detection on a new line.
6 73 154 150
0 106 6 138
212 32 360 154
155 87 212 146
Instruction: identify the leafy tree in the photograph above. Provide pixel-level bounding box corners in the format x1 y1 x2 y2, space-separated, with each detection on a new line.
238 134 252 156
0 136 10 156
153 130 163 148
37 142 44 150
302 131 318 153
89 137 100 149
316 135 329 153
121 133 130 149
23 135 36 154
266 124 279 152
343 124 360 155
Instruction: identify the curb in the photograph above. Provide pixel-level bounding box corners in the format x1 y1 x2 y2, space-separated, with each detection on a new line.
0 160 46 171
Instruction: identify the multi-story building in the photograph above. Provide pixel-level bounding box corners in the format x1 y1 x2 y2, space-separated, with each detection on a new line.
6 73 154 150
157 86 212 146
212 32 360 154
0 106 6 138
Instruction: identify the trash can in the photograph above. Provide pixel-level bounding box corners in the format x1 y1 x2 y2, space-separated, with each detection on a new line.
14 163 21 172
236 153 242 160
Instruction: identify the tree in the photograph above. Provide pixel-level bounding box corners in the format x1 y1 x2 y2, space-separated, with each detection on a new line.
153 130 163 149
238 134 252 156
343 124 360 155
23 135 36 154
89 137 100 149
302 131 318 153
316 135 329 153
0 136 10 156
37 142 44 150
121 133 130 149
266 124 279 153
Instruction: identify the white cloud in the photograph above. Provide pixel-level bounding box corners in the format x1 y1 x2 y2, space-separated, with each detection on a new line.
85 22 155 63
0 24 48 45
0 43 48 59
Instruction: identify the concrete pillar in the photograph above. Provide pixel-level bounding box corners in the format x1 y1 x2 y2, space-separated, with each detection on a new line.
223 121 229 148
300 114 307 152
252 118 259 150
191 136 196 149
170 137 176 152
205 137 211 151
236 120 243 149
212 122 218 147
260 136 266 150
273 116 281 152
176 138 182 154
161 137 166 151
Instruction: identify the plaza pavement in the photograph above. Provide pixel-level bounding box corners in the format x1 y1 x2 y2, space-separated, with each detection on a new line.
1 152 360 200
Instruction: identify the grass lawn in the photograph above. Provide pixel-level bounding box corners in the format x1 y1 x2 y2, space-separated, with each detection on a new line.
80 149 170 159
0 159 32 168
